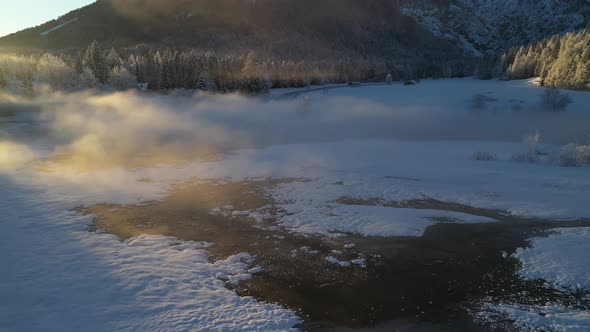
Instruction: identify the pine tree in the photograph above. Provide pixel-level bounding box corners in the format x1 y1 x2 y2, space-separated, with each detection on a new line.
110 66 136 90
106 48 123 69
79 67 99 88
84 41 109 84
574 42 590 89
0 68 7 90
22 72 34 97
73 52 84 74
239 51 268 95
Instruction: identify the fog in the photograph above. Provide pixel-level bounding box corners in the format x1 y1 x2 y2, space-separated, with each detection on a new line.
1 89 589 172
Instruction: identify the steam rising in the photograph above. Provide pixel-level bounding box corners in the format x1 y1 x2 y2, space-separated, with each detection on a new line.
1 88 589 174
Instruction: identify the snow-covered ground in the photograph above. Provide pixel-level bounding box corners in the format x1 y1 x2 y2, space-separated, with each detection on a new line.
1 78 589 330
0 174 300 331
478 303 590 332
479 228 590 331
515 228 590 290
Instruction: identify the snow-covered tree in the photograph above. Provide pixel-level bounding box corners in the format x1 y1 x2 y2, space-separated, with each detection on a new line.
109 66 136 90
106 48 123 69
79 67 99 89
36 54 77 90
22 72 34 97
84 41 109 84
0 68 7 90
240 51 268 95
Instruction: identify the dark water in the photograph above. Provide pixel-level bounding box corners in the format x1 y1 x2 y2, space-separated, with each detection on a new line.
88 180 590 332
239 218 590 331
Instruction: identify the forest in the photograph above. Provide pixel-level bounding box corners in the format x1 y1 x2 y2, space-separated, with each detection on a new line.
476 29 590 90
0 40 469 95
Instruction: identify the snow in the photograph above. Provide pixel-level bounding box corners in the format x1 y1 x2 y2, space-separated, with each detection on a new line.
351 259 366 266
0 176 300 331
248 266 265 274
1 78 589 330
269 202 497 237
298 78 590 115
325 256 351 267
298 246 320 255
514 228 590 290
401 0 590 54
478 303 590 332
478 228 590 331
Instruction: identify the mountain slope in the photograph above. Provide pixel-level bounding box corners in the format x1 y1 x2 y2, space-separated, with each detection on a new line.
0 0 460 62
400 0 590 55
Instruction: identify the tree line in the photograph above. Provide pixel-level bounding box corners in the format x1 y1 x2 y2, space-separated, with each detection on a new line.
476 29 590 90
0 41 468 95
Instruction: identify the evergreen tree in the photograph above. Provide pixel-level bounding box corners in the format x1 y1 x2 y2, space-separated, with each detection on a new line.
106 48 123 69
79 67 99 88
73 52 84 74
22 72 34 97
110 66 136 90
240 52 269 95
0 68 7 90
84 41 109 84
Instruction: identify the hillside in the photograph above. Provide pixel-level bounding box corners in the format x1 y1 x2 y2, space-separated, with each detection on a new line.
401 0 590 55
0 0 460 62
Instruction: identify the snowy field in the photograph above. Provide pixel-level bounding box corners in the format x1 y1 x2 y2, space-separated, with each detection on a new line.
1 78 589 331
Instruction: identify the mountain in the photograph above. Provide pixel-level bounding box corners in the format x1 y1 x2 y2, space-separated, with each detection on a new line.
400 0 590 55
2 0 587 63
0 0 460 61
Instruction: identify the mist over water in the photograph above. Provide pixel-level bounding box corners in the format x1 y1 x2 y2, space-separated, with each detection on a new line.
0 88 589 171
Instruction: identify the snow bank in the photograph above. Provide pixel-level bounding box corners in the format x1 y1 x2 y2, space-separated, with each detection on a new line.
272 203 495 237
478 303 590 332
0 174 300 331
478 228 590 331
514 228 590 290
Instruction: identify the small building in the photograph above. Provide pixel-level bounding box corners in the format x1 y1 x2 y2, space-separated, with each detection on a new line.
403 81 416 86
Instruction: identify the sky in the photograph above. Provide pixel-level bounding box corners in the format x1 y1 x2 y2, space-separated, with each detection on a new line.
0 0 95 37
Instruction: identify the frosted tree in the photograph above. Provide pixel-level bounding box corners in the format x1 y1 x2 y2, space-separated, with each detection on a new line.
109 66 136 90
84 41 109 84
545 35 578 88
386 73 393 84
106 48 123 69
195 69 215 91
22 72 34 97
73 52 84 74
36 54 77 90
0 68 7 90
573 45 590 89
239 51 268 95
79 67 99 88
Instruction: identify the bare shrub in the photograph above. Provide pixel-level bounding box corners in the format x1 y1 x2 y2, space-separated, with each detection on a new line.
386 74 393 84
513 130 541 162
540 88 572 112
560 143 590 167
578 145 590 164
